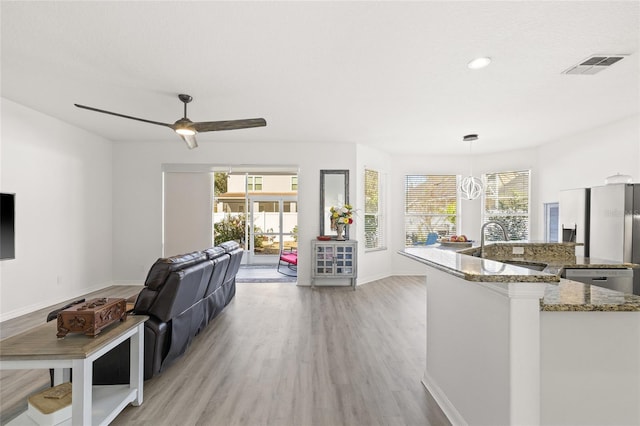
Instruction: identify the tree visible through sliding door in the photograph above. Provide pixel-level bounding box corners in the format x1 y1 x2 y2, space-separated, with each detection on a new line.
213 171 298 266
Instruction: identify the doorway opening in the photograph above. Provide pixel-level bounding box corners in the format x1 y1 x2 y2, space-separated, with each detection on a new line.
213 171 298 282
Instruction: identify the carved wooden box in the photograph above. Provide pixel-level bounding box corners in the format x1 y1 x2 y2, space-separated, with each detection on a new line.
56 297 127 338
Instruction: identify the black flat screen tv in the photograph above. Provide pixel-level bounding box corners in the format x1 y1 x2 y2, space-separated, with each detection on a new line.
0 193 16 260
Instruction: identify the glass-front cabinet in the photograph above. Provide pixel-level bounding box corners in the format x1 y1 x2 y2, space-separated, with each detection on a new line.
311 240 358 289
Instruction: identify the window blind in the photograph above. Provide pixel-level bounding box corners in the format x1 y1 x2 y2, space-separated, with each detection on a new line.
482 170 530 241
364 169 386 250
404 175 458 246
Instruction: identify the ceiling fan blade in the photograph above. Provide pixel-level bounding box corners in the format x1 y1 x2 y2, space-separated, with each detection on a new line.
178 133 198 150
193 118 267 133
74 104 173 128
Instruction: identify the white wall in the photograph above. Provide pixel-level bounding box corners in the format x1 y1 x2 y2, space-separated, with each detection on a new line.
0 99 3 297
541 311 640 425
0 98 113 321
111 140 357 286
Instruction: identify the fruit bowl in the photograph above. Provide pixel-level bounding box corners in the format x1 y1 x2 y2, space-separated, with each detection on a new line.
438 235 473 247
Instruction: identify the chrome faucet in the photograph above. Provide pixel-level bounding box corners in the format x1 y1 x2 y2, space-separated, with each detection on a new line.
480 221 509 258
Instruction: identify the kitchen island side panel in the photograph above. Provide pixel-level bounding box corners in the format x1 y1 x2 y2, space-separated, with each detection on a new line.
540 311 640 426
423 267 511 425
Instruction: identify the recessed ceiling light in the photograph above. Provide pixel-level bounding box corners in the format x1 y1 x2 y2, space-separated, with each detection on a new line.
467 57 491 70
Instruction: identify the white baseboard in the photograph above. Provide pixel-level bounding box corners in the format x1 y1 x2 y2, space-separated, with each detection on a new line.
298 273 408 288
422 370 468 426
356 272 390 285
0 281 130 322
111 280 144 286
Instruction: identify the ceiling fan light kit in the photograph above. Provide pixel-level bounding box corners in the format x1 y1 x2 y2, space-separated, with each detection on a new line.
173 119 196 136
175 127 196 136
173 94 197 137
74 93 266 149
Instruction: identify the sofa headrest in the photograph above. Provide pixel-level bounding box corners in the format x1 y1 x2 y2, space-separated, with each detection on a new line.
145 251 207 290
219 240 240 253
204 246 226 260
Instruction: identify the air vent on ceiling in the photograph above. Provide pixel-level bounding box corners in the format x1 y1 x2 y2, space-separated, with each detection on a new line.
563 54 628 75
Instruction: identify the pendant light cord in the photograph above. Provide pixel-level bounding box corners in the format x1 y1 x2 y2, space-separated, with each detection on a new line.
468 140 473 176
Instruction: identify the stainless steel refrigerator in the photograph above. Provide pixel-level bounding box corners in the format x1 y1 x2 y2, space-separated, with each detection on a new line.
559 188 590 258
589 183 640 295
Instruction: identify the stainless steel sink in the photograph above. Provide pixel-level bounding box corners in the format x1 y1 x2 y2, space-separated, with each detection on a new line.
464 250 549 272
501 260 547 271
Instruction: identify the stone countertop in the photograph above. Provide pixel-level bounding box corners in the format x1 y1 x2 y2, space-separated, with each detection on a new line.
455 244 638 275
401 247 560 283
400 245 640 312
472 256 637 276
541 280 640 312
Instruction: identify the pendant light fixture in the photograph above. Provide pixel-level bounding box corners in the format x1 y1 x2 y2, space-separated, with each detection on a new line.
459 134 483 200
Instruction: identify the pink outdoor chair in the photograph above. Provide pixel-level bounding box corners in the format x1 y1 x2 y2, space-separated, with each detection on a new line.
277 249 297 276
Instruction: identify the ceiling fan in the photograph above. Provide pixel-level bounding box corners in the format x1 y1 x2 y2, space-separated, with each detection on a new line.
74 94 266 149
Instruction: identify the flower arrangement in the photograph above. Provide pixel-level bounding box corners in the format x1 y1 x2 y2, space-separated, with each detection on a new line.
330 204 353 229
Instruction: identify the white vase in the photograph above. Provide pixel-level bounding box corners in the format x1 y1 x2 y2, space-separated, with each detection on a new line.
336 224 345 241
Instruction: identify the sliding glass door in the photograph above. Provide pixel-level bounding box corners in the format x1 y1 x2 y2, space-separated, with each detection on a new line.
247 196 297 264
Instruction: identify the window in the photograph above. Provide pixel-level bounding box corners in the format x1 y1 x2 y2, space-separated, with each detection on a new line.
404 175 458 246
482 170 530 241
544 202 559 242
247 176 263 191
291 176 298 191
364 169 386 250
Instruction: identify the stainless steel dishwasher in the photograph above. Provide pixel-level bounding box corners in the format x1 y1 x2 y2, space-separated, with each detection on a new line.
563 268 634 294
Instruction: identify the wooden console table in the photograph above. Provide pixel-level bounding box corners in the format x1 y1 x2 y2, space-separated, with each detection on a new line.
0 315 148 425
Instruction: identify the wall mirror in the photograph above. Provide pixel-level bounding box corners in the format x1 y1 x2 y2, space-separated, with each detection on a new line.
320 169 349 238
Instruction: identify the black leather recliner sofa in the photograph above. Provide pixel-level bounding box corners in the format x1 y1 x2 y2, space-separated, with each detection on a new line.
85 241 243 384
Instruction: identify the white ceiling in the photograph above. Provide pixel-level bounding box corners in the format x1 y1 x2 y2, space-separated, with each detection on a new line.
1 1 638 155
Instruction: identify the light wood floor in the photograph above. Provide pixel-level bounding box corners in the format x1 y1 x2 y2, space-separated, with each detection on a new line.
1 277 450 426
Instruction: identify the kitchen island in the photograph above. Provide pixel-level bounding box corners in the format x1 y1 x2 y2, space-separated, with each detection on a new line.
400 245 640 426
